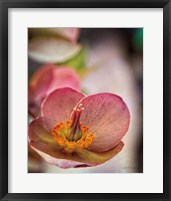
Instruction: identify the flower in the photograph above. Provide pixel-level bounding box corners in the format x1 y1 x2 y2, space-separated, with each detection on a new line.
28 65 80 117
28 38 81 64
28 87 130 168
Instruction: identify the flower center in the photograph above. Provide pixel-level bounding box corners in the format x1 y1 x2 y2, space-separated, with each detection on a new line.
52 103 94 150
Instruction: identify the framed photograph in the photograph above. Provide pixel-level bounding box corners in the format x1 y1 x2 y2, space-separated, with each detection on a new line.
0 0 170 201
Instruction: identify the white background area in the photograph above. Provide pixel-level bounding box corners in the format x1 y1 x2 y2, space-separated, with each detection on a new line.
8 8 163 193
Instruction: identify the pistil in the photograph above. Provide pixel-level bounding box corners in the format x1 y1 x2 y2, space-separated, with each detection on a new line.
68 103 84 141
52 103 94 151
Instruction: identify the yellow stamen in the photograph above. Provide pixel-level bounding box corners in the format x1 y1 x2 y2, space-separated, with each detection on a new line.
81 125 90 133
84 134 95 148
66 119 72 127
52 119 94 151
66 141 76 149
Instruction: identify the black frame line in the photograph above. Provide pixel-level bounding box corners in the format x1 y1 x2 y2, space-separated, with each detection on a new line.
0 0 170 201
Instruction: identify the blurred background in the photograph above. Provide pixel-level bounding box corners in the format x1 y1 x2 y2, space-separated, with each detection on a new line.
28 28 143 173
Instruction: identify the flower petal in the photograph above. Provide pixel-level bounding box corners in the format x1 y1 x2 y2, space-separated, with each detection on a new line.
28 144 43 162
42 88 85 131
28 65 81 117
32 150 88 169
28 117 55 145
28 38 81 63
50 28 80 42
79 141 124 165
79 93 130 152
29 28 80 42
48 66 80 93
31 140 124 168
29 64 54 108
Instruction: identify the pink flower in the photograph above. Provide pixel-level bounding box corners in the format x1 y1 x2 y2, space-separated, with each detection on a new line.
49 28 80 42
28 65 80 117
28 88 130 168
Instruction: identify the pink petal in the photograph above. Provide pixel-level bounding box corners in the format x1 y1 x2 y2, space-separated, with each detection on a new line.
28 38 81 63
52 28 80 42
28 117 55 145
42 88 85 131
29 64 54 106
33 150 89 168
48 66 80 94
32 142 124 169
79 141 124 165
79 93 130 152
28 144 43 162
29 65 81 117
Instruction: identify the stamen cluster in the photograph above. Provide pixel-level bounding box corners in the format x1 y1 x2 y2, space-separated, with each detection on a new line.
52 104 94 151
